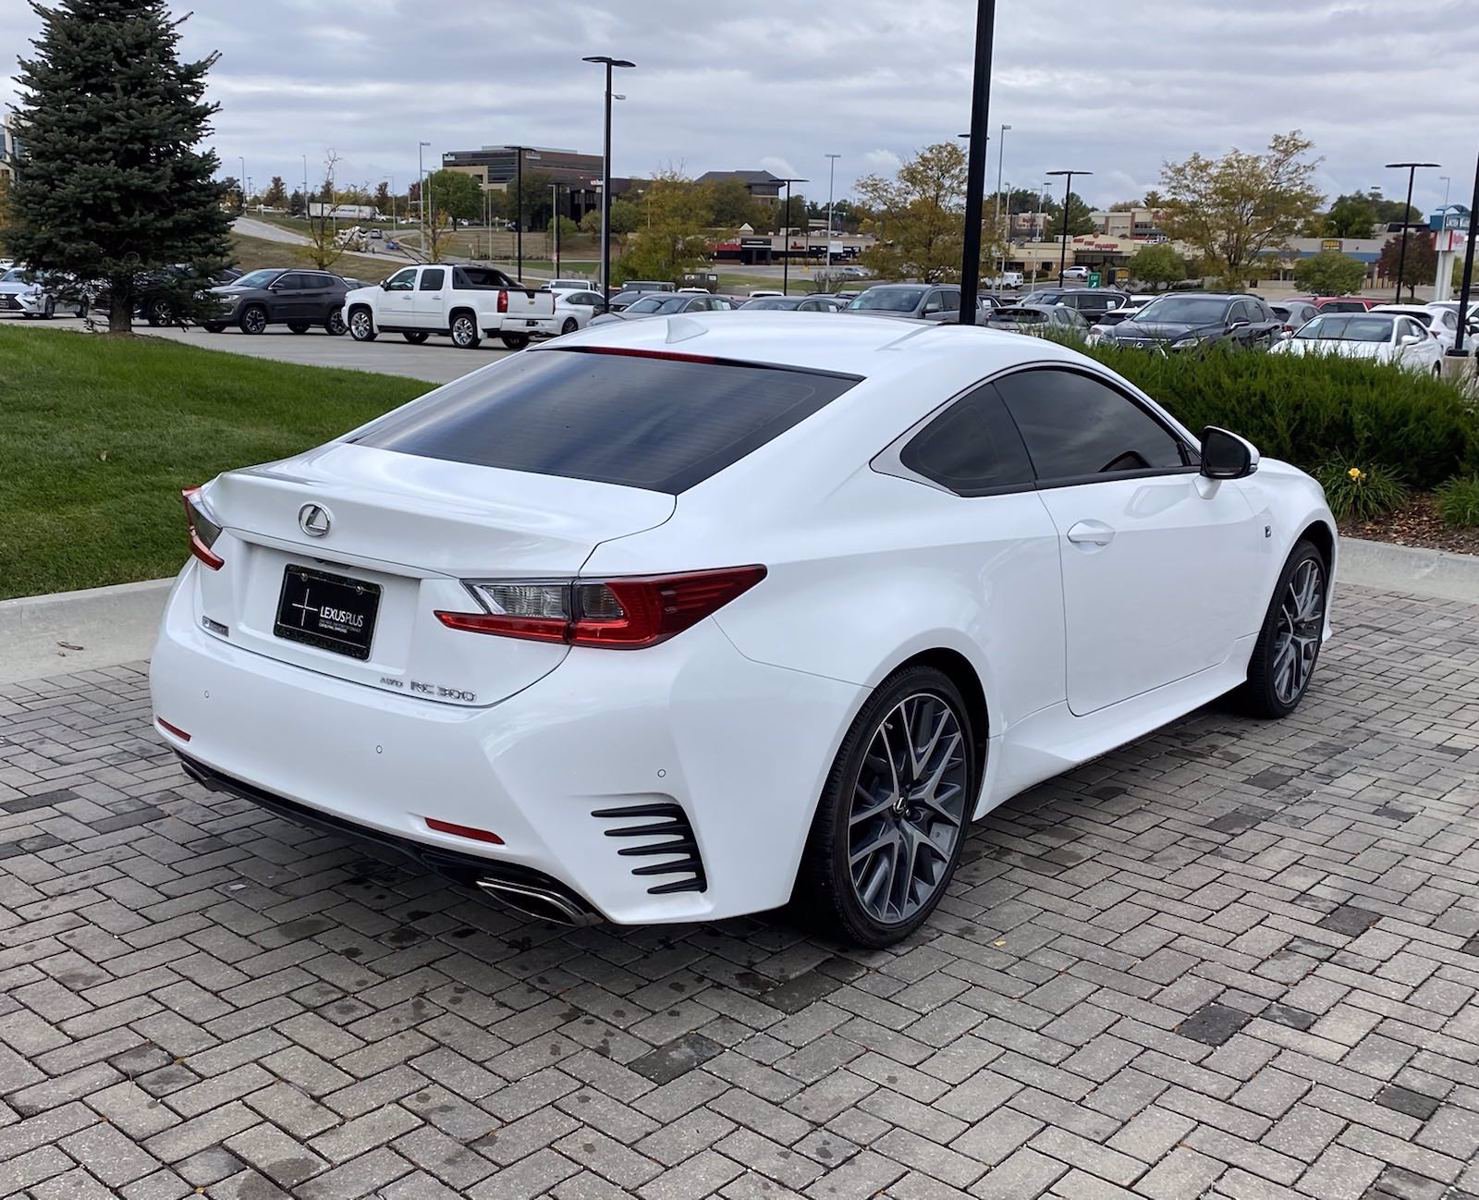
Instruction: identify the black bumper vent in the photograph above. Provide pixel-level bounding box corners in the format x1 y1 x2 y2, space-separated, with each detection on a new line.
591 802 707 895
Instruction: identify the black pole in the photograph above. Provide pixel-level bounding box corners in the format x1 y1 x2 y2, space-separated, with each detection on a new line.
602 64 612 304
1395 166 1416 304
515 149 524 280
958 0 995 326
1058 174 1072 285
783 180 791 296
1450 152 1478 359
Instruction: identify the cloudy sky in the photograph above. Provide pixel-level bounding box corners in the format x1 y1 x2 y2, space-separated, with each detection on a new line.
3 1 1476 213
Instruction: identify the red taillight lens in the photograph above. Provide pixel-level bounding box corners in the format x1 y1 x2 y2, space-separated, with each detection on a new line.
426 817 504 844
497 290 509 313
181 486 224 570
434 566 767 650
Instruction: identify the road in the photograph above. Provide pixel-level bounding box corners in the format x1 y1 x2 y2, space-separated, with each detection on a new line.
232 215 311 245
22 314 508 384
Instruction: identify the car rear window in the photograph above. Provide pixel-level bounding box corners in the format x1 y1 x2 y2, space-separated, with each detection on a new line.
352 347 860 494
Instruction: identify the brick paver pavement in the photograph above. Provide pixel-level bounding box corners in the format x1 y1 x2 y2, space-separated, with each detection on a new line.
2 582 1478 1199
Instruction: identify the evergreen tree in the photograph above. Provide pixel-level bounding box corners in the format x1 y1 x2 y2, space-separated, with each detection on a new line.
4 0 231 333
262 175 288 209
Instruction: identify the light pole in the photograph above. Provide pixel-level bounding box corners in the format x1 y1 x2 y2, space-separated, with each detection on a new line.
1441 175 1452 209
301 154 308 219
238 156 246 210
775 178 809 293
550 182 563 277
388 175 396 229
583 55 635 304
994 123 1011 290
958 0 997 325
505 146 541 279
417 141 430 252
825 153 841 271
1447 152 1477 362
1046 169 1092 285
1385 161 1439 302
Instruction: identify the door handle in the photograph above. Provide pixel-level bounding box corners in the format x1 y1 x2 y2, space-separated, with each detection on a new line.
1066 520 1115 547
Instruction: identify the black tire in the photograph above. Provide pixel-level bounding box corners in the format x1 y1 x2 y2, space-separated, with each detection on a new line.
238 304 268 335
793 664 976 948
1236 539 1327 719
42 298 56 320
146 298 172 327
499 333 530 350
450 311 482 349
324 308 347 337
560 317 578 336
287 321 311 334
403 331 430 344
348 306 377 342
202 322 225 333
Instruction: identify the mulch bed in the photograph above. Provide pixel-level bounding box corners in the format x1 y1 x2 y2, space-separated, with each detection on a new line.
1338 492 1479 556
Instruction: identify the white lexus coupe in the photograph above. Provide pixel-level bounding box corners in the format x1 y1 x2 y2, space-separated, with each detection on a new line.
152 313 1336 946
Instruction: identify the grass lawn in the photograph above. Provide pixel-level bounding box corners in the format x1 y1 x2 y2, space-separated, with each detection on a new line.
0 325 432 600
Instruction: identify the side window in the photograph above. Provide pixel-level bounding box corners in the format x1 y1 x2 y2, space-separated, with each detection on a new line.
276 273 308 290
1443 310 1458 329
996 368 1188 482
1229 301 1252 324
386 269 417 292
419 269 446 291
302 273 330 289
898 384 1035 496
942 289 960 312
922 291 945 315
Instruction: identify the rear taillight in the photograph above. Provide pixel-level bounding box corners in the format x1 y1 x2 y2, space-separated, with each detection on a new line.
435 566 766 649
497 290 509 313
181 486 224 570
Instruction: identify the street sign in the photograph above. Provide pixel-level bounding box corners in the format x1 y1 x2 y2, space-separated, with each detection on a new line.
1088 271 1101 288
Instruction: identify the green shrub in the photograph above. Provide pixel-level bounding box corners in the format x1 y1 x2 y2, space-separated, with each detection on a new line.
1073 342 1479 489
1313 457 1409 521
1436 475 1479 527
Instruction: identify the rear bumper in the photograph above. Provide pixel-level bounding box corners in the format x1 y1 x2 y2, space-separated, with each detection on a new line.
150 568 861 924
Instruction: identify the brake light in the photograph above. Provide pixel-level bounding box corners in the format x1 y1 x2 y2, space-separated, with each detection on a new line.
497 290 509 313
181 487 224 570
435 566 766 649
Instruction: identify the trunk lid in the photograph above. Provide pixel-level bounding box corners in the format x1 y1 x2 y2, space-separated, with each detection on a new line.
194 443 674 706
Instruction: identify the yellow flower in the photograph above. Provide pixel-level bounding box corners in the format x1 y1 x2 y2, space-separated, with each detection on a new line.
1347 467 1364 482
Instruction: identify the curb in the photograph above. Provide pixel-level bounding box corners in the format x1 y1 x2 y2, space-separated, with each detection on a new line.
1 538 1474 685
0 577 174 685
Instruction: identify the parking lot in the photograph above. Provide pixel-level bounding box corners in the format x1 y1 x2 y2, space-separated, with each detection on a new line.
2 581 1477 1200
25 316 512 385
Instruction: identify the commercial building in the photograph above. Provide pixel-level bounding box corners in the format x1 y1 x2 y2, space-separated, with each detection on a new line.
440 145 632 222
1089 207 1166 240
695 170 783 203
0 117 20 187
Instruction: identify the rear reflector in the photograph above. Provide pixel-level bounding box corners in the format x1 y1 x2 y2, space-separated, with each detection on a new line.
426 817 505 845
156 718 191 742
436 566 766 650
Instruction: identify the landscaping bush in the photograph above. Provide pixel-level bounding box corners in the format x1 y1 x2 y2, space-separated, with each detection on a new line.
1313 458 1409 522
1436 475 1479 527
1075 342 1479 489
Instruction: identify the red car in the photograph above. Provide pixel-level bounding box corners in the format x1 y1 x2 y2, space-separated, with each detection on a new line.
1311 295 1384 313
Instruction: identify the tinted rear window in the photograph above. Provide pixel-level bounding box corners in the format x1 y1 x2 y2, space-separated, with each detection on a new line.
353 348 859 494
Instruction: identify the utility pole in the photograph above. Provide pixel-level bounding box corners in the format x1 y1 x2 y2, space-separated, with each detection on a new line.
776 178 809 294
583 56 635 304
1447 152 1478 364
825 153 841 272
994 123 1011 292
1386 161 1439 303
958 0 996 324
551 182 562 277
417 141 430 256
1046 169 1092 285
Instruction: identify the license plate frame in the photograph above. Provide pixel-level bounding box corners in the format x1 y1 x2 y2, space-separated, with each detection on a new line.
273 565 381 660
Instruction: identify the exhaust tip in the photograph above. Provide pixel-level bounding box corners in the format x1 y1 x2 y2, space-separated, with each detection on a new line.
476 877 601 927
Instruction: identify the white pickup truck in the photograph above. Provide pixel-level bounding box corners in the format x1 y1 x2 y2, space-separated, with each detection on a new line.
344 264 557 349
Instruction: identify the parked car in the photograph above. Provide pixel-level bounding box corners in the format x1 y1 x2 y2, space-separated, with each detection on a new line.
1310 295 1384 313
88 264 244 326
153 313 1337 947
548 278 595 292
836 265 871 279
741 295 845 312
1099 293 1283 350
1371 303 1466 351
344 264 557 349
843 284 964 322
604 289 649 313
986 304 1090 336
1087 306 1144 343
986 271 1025 289
551 289 608 335
1060 266 1091 281
0 268 59 318
590 292 736 324
1270 311 1445 373
619 280 676 294
205 268 352 336
1020 288 1131 322
1268 301 1319 335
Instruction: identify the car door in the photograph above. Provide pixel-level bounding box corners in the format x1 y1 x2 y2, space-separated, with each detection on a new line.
414 267 447 329
921 290 950 321
297 272 337 320
378 267 418 327
1396 316 1439 368
995 366 1267 716
269 273 312 320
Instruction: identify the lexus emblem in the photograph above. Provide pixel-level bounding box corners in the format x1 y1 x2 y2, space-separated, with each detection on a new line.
298 503 332 537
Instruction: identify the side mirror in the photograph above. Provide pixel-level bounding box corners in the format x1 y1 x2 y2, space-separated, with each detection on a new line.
1200 426 1258 481
380 279 391 291
1229 319 1250 330
1399 333 1424 347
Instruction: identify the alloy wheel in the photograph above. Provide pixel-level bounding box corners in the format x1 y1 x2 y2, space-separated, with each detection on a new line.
1271 558 1324 705
453 316 475 347
327 309 346 336
847 692 968 925
349 310 372 339
241 307 266 334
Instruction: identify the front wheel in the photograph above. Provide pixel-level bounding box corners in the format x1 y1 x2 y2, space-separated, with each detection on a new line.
348 306 377 341
324 308 347 336
146 298 172 326
499 333 530 350
403 331 430 344
238 304 268 335
794 665 975 947
1236 539 1327 718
